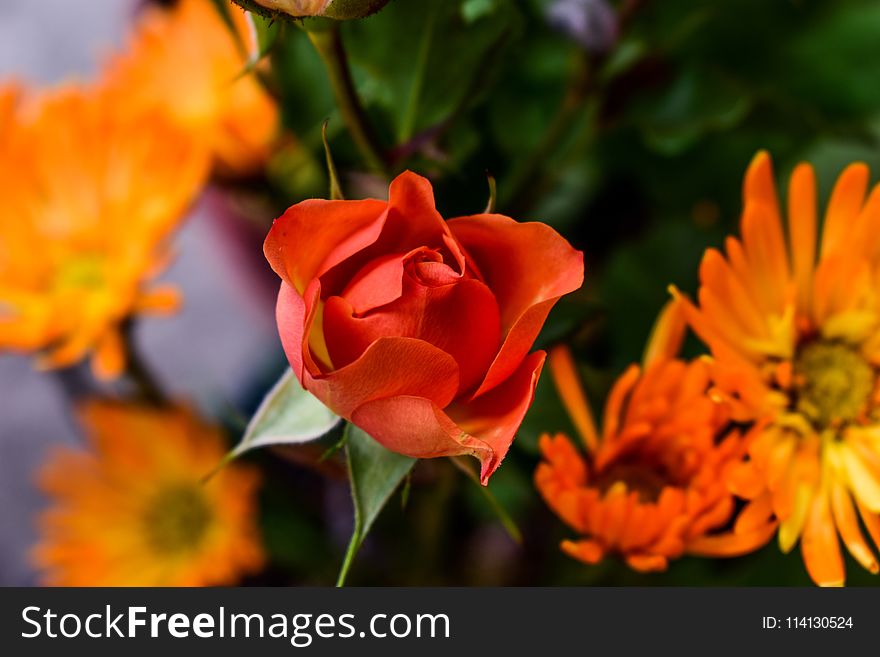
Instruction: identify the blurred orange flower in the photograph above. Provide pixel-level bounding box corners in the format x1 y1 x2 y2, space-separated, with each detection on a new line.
535 303 773 572
0 82 19 142
0 86 208 379
675 152 880 586
106 0 279 176
33 401 264 586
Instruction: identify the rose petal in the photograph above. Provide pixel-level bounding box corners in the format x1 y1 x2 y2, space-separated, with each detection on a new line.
448 350 546 481
341 251 409 314
307 336 460 419
264 197 388 294
312 171 466 297
276 279 332 381
382 171 463 270
323 275 500 394
341 246 447 315
351 395 493 461
351 350 545 483
449 214 583 398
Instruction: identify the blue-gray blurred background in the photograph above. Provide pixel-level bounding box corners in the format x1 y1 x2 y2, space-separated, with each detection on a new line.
0 0 280 585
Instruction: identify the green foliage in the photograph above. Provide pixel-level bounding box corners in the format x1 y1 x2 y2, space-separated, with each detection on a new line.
337 424 416 585
344 0 522 141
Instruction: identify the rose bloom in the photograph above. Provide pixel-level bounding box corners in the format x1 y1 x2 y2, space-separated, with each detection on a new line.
33 401 264 586
265 172 583 482
676 152 880 586
0 86 207 378
106 0 279 176
535 302 774 572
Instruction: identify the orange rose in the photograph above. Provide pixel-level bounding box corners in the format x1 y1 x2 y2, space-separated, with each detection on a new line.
265 172 584 482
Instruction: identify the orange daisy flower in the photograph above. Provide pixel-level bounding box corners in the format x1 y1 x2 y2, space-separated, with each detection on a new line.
106 0 279 176
675 151 880 586
33 400 264 586
0 86 207 379
535 303 773 572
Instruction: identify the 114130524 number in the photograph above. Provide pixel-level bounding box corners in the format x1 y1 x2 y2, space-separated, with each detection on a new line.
786 617 853 629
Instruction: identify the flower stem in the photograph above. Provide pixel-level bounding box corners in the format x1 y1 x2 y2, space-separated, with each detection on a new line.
336 533 359 587
122 321 167 406
502 0 649 215
307 26 387 175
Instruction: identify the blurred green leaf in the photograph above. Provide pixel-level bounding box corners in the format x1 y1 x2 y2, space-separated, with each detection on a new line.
630 67 752 155
337 424 416 585
345 0 521 143
271 28 337 136
786 2 880 117
488 35 571 157
462 0 497 24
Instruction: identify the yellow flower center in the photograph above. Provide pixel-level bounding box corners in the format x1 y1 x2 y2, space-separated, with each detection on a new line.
54 255 106 291
794 341 875 427
142 484 213 555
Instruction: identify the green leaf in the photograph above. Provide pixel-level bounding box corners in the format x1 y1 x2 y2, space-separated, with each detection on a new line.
462 0 497 24
337 424 416 586
270 28 337 138
786 2 880 117
344 0 521 141
397 1 439 142
233 368 341 458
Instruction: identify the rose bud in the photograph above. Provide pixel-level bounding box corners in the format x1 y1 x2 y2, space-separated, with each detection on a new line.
265 172 584 483
231 0 392 20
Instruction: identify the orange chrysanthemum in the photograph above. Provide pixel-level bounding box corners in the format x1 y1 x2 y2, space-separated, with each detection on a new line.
535 303 773 572
0 86 207 379
34 401 264 586
106 0 279 175
676 151 880 586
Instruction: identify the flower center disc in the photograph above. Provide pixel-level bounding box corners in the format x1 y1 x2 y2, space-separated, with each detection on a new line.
143 484 213 555
54 255 106 291
596 463 669 502
595 446 696 503
794 341 874 427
